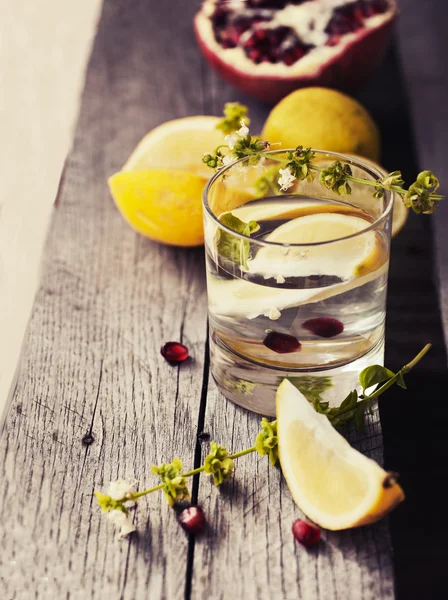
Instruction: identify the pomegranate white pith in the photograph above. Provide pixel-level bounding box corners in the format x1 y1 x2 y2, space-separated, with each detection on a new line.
194 0 397 102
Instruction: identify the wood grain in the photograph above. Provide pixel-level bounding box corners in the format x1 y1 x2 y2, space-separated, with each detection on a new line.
191 385 394 600
396 0 448 341
0 1 210 597
0 0 421 598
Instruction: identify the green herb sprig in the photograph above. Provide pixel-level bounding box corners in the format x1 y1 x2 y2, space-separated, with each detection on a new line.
95 346 430 537
298 343 431 431
205 102 444 215
217 213 259 268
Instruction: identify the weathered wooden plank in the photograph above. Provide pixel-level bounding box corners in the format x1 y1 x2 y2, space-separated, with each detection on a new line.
395 0 448 341
386 3 448 598
190 38 397 600
2 0 442 597
192 383 394 600
0 1 211 598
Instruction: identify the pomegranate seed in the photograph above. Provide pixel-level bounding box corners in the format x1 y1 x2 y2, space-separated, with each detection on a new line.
160 342 189 363
302 317 344 338
263 331 301 354
177 506 206 535
292 519 321 548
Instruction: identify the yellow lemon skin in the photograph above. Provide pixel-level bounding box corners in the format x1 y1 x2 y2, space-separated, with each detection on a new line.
262 87 381 161
122 116 223 178
348 154 409 237
108 169 207 247
276 379 405 531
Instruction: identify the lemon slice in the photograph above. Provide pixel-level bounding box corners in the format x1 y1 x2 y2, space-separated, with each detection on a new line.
249 213 379 281
122 116 224 178
347 155 409 237
208 206 388 318
391 196 408 237
109 169 207 246
276 380 405 530
233 199 351 224
207 262 387 319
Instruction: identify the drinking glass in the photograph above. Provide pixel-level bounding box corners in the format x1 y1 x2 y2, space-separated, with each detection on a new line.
203 150 394 415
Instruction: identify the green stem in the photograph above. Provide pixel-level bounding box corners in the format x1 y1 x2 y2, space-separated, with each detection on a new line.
130 446 258 500
229 445 257 459
328 344 431 421
132 483 165 499
255 154 443 201
258 152 289 164
401 343 432 372
366 343 431 402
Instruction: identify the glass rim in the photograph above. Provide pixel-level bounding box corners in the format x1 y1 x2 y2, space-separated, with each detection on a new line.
202 149 394 248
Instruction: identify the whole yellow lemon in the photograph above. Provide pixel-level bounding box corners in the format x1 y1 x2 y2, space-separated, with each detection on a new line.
262 88 380 161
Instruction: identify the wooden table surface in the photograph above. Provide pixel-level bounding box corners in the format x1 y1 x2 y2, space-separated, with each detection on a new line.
1 1 447 599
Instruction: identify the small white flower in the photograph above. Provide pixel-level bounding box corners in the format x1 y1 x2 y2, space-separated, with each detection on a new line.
278 168 296 191
107 509 136 539
222 154 234 167
276 274 285 284
237 119 249 138
225 133 239 150
107 479 137 501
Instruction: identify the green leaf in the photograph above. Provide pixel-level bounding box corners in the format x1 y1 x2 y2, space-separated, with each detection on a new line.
318 161 353 196
204 442 235 486
255 165 282 196
339 389 358 410
216 102 250 135
217 213 259 269
396 371 407 389
152 457 190 506
255 419 279 466
94 491 114 512
287 376 333 404
354 404 367 432
359 364 395 392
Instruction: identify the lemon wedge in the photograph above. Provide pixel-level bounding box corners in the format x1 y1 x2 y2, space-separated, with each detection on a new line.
108 169 207 246
122 116 224 178
109 116 230 245
276 379 404 530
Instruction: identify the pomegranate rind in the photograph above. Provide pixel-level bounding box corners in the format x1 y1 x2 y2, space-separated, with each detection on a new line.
194 1 397 103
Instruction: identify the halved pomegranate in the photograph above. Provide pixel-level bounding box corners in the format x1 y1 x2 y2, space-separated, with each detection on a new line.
194 0 397 103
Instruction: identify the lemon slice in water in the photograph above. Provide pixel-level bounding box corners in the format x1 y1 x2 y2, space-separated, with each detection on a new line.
276 380 404 530
249 212 378 280
208 212 387 318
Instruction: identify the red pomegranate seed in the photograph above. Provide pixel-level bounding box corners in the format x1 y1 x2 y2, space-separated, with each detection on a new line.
178 506 206 535
263 331 301 354
160 342 189 363
292 519 321 548
302 317 344 338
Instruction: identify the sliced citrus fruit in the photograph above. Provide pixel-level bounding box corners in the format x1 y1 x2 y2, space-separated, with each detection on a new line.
249 212 383 280
311 154 408 237
391 196 408 237
122 116 224 178
207 211 388 318
233 199 353 224
276 379 405 530
108 169 207 246
206 262 387 319
348 155 409 237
